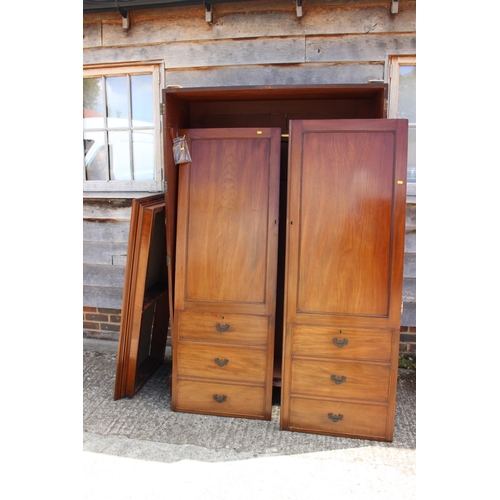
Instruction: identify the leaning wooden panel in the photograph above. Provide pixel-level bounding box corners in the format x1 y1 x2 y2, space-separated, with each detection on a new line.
281 119 408 441
114 194 169 400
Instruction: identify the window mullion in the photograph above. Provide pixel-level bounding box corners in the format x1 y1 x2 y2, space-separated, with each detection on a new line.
127 75 134 181
103 76 111 182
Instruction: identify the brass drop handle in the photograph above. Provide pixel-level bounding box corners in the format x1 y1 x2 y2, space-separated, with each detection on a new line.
328 413 344 423
214 358 229 367
331 375 346 385
332 338 348 348
213 394 227 403
216 323 230 332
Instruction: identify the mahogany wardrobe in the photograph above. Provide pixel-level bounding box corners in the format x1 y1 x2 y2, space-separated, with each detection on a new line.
118 85 408 442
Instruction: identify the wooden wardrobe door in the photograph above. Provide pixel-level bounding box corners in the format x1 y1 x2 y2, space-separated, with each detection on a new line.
172 128 281 420
114 194 169 400
281 119 408 441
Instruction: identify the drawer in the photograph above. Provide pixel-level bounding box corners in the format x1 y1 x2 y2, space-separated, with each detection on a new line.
291 325 393 361
175 379 267 419
178 311 269 345
290 358 391 402
177 343 268 383
288 396 390 440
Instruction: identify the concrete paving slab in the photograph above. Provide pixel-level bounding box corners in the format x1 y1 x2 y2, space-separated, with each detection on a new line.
83 338 416 499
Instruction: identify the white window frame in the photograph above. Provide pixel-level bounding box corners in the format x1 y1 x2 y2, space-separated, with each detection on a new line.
388 55 416 198
83 63 163 194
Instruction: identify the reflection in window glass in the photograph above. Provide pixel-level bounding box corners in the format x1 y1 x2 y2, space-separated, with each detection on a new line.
407 127 416 183
83 78 104 129
132 130 155 180
84 131 108 180
108 131 131 180
106 76 128 121
397 66 416 123
391 59 416 183
131 74 153 127
83 69 156 185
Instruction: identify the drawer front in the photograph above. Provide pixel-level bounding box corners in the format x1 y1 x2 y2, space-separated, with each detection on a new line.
178 312 269 345
292 325 393 361
288 397 389 440
291 359 391 402
176 379 266 418
177 343 268 383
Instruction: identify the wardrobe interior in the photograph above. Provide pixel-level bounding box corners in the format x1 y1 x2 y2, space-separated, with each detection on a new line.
163 84 387 390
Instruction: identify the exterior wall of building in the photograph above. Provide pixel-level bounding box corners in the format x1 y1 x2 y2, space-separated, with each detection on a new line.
83 307 122 341
83 0 417 354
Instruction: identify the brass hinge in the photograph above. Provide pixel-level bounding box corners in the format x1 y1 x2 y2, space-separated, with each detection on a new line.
167 255 171 267
164 180 168 193
160 102 166 115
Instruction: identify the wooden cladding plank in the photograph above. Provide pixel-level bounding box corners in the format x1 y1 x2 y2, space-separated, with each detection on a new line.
406 204 416 230
401 302 415 327
306 33 416 63
165 63 384 88
84 263 126 288
402 278 416 302
83 22 102 48
84 285 123 309
405 230 416 253
99 4 415 47
404 253 416 279
83 199 132 220
84 37 305 68
83 219 130 243
84 33 415 69
83 241 128 266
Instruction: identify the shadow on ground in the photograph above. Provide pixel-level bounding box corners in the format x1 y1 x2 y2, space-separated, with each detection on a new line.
83 339 416 464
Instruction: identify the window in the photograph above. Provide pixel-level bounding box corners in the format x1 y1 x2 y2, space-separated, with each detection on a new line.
389 56 416 193
83 64 163 192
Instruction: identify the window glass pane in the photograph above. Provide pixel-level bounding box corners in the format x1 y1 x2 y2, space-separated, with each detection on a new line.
106 76 129 122
407 127 416 183
84 131 108 180
108 131 131 180
83 68 158 187
132 130 155 180
131 74 153 127
397 65 416 123
83 78 104 129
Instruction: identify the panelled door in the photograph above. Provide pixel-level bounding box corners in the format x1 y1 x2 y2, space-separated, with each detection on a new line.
172 127 281 420
281 119 408 440
114 194 169 400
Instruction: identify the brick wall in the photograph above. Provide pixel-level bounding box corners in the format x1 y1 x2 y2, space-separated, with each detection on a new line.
399 326 416 357
83 307 121 341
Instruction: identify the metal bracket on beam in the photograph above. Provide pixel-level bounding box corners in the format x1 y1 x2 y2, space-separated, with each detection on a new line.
122 12 130 29
115 2 130 29
204 1 213 23
296 0 303 18
391 0 399 14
